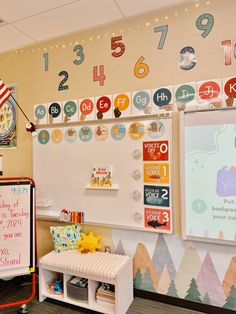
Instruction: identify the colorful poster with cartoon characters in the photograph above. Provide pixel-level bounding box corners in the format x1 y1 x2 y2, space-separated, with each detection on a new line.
144 208 171 231
90 165 112 188
0 84 17 149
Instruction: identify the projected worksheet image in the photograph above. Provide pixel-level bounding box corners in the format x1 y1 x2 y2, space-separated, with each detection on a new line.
185 121 236 242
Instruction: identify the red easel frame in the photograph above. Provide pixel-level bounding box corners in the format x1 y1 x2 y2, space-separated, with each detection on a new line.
0 177 36 310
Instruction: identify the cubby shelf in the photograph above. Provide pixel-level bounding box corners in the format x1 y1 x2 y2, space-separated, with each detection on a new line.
39 250 133 314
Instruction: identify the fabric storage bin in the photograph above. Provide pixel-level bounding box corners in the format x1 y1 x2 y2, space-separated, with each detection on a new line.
67 277 88 301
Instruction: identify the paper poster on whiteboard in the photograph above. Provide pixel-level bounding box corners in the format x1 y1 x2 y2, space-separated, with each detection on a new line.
181 109 236 243
0 184 31 273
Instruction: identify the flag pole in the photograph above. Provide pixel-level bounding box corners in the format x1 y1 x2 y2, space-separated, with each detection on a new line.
8 94 36 135
9 94 30 122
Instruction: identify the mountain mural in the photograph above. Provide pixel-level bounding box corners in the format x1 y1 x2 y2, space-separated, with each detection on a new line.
196 252 225 307
157 264 171 295
222 256 236 296
133 242 159 291
152 233 176 280
115 239 126 255
175 244 202 298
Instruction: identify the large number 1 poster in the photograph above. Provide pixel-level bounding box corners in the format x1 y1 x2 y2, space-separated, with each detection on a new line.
180 109 236 244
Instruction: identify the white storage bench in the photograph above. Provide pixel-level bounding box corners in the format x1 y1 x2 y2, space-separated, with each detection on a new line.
39 250 133 314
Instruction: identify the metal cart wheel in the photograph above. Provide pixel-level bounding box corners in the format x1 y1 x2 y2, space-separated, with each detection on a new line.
18 304 28 314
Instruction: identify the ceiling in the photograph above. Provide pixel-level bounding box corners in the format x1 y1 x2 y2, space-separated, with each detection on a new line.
0 0 189 54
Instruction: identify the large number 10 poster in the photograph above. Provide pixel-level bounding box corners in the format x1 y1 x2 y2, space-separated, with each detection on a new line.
180 109 236 244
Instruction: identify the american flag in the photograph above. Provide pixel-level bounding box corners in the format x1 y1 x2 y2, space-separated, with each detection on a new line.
0 79 11 107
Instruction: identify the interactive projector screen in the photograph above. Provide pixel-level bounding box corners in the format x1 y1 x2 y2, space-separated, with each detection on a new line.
180 109 236 245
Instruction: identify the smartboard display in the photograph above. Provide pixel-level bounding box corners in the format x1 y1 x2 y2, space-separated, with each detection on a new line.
0 180 35 278
180 109 236 244
33 114 173 233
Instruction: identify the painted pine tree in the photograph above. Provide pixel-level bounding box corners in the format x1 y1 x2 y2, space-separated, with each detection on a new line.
184 278 202 303
223 285 236 310
203 292 211 305
167 279 179 298
134 267 143 289
141 267 156 292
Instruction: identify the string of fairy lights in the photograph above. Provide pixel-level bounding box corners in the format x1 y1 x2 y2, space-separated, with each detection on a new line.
11 0 211 55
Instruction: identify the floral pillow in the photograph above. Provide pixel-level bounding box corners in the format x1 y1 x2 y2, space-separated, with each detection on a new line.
50 224 82 253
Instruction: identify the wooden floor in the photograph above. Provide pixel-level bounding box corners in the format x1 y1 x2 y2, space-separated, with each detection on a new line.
0 276 204 314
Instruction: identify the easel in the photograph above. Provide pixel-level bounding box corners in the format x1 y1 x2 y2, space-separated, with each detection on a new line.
0 177 36 313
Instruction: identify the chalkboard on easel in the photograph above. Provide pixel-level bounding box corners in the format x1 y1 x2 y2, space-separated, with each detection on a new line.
0 178 35 278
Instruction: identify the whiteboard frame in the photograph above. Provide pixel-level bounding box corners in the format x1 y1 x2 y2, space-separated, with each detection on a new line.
0 177 36 278
34 113 174 234
179 108 236 246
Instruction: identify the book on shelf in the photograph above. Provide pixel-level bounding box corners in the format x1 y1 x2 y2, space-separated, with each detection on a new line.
90 165 113 188
96 284 115 306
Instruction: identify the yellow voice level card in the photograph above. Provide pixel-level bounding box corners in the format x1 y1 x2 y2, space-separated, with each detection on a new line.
143 163 169 184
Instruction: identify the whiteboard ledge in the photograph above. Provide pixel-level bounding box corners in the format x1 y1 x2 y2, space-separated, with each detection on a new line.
36 213 60 221
35 112 172 129
183 235 236 246
35 215 173 234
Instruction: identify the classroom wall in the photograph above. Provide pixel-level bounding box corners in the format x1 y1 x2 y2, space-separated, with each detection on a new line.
1 0 236 310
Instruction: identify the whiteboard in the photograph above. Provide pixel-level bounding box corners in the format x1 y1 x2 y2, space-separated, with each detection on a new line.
0 179 35 278
33 114 173 233
180 109 236 245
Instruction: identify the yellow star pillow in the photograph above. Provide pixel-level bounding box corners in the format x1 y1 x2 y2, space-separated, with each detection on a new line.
77 231 102 253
